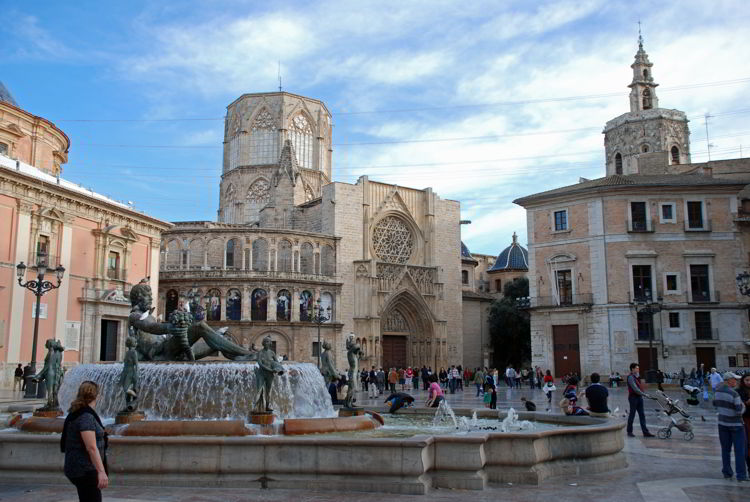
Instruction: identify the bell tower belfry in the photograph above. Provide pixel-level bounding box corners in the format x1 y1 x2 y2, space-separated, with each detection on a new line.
603 34 691 176
628 33 659 113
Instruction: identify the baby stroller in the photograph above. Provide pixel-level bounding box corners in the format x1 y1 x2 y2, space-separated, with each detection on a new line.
652 391 694 441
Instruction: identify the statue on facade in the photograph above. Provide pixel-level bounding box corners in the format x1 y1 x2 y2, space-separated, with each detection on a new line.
128 279 257 361
343 334 362 409
119 334 140 412
319 341 337 385
254 336 285 413
32 339 64 411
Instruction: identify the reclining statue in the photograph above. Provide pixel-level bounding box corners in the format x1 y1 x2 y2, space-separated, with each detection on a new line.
128 279 257 361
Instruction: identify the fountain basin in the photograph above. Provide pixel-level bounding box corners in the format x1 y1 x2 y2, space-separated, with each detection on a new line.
0 409 625 493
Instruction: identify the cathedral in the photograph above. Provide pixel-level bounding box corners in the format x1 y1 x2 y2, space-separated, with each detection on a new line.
158 92 462 369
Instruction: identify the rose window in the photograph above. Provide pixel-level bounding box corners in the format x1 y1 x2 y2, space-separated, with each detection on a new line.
372 216 414 264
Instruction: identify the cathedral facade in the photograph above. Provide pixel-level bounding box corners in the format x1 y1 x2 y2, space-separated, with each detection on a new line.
158 92 462 370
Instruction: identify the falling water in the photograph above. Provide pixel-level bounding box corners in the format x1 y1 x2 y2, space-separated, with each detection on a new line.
58 361 335 420
432 399 459 428
499 407 534 432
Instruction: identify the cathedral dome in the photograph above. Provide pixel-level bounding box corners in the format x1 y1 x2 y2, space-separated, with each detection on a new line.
488 233 528 272
0 81 18 107
461 241 473 259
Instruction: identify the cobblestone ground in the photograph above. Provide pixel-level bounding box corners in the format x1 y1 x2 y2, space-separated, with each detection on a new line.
0 384 747 502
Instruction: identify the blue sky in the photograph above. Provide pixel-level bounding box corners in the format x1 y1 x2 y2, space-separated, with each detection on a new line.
3 0 750 256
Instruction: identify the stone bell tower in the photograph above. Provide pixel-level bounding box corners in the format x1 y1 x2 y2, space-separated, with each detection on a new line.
603 35 691 176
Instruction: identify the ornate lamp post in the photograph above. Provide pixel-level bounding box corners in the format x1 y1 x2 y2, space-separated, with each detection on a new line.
16 252 65 398
634 291 662 384
313 298 331 368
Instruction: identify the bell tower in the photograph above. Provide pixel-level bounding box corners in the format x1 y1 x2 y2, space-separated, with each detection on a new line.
603 34 691 176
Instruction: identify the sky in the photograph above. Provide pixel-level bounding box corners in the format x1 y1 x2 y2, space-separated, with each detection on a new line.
3 0 750 256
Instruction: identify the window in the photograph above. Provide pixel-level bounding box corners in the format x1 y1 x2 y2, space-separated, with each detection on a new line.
277 290 291 321
643 69 649 79
556 269 572 304
729 356 737 367
251 289 267 321
249 109 278 165
320 292 333 323
615 153 623 174
553 210 568 231
642 88 652 110
289 114 313 169
0 142 8 156
277 240 293 272
668 312 680 328
686 201 704 229
107 251 121 279
312 341 320 358
226 289 241 321
205 290 221 321
636 311 654 341
461 270 469 284
641 144 649 153
694 312 712 339
660 203 675 223
165 289 179 318
300 242 314 274
226 239 236 268
299 290 314 322
632 265 652 301
630 201 648 231
689 265 710 302
665 274 678 292
37 235 50 256
495 279 502 292
671 146 680 165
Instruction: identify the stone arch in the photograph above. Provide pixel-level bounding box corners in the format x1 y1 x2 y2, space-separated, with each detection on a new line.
165 239 181 268
379 290 436 369
248 107 278 165
287 109 316 169
207 238 223 268
204 289 222 321
226 288 242 320
277 239 293 272
300 242 314 274
245 177 271 223
252 238 268 271
226 238 241 268
188 238 205 269
251 288 268 321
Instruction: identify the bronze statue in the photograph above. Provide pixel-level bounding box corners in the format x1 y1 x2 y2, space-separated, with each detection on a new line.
343 334 362 409
254 336 285 413
319 341 337 385
119 334 139 412
33 339 64 411
128 280 256 361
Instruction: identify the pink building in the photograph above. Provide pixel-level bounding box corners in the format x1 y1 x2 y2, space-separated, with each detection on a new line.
0 84 170 387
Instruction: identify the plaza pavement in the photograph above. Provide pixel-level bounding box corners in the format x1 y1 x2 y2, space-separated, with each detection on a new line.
0 383 746 501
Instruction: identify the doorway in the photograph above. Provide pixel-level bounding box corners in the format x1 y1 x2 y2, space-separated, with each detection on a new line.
100 320 119 361
552 325 581 377
637 347 659 374
382 335 407 370
695 347 716 370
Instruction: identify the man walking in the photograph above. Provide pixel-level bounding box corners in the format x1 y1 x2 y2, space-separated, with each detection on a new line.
626 363 655 438
388 368 398 394
713 372 747 481
474 367 485 397
21 363 32 392
13 364 23 392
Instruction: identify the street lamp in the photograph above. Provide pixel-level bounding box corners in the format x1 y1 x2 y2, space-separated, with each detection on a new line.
17 252 65 398
633 291 662 384
313 298 332 368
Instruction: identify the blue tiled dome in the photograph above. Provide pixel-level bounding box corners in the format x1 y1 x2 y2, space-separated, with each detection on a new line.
488 233 528 272
461 241 473 259
0 82 18 107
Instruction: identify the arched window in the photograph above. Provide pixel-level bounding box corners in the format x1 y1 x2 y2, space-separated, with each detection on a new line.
251 288 267 321
226 288 242 320
321 244 335 276
252 238 268 271
226 239 238 268
166 239 181 268
207 239 223 268
461 270 469 284
249 109 278 165
245 178 270 223
289 113 313 169
299 290 314 322
188 239 204 269
205 289 221 321
278 240 292 272
277 289 291 321
300 242 314 274
671 146 680 165
643 69 649 79
165 289 179 318
642 88 652 110
320 292 333 323
615 153 623 174
641 144 649 153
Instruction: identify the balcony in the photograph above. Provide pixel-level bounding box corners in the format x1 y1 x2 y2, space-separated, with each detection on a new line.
734 209 750 224
689 290 719 304
634 328 661 343
692 328 719 342
106 267 127 281
684 219 712 232
627 219 653 233
527 293 593 308
160 268 339 283
25 252 61 269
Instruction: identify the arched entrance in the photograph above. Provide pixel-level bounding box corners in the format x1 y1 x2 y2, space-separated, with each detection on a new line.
380 291 434 370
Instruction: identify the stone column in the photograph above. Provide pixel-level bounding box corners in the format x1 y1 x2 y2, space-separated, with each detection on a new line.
267 286 276 321
292 288 300 322
8 201 33 363
241 285 251 321
220 289 227 321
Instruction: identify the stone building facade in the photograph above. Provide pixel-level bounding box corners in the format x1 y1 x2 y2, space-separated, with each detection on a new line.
0 85 170 386
159 92 462 371
515 42 750 378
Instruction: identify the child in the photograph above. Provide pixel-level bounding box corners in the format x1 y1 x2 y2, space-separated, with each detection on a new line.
483 385 492 408
489 384 497 410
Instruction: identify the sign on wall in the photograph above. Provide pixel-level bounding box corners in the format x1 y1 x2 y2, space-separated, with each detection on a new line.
65 321 81 351
32 303 48 319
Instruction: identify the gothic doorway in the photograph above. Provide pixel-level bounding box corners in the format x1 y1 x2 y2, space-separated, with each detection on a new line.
380 291 434 369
